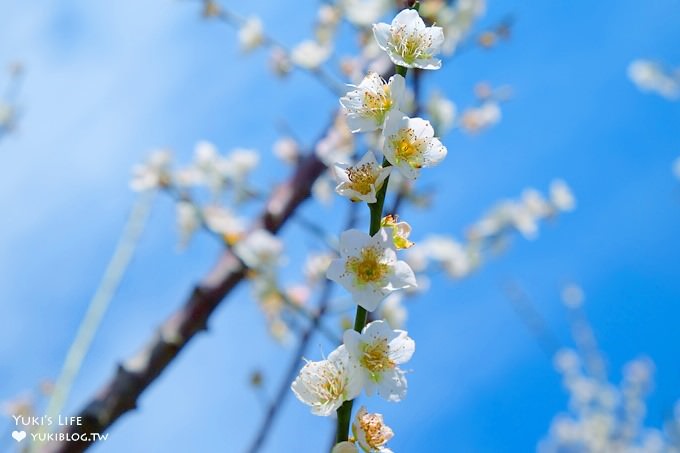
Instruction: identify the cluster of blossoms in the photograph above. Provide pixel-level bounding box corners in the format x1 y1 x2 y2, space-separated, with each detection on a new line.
131 143 316 341
130 142 259 246
539 288 680 452
628 59 680 101
405 180 575 280
292 7 448 451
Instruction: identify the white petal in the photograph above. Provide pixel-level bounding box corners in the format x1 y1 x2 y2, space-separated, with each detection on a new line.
389 260 417 289
376 368 408 402
372 23 391 51
388 331 415 364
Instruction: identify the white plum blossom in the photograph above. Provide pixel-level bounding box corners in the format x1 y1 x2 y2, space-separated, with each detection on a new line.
234 229 283 272
628 59 680 100
327 229 416 311
130 149 173 191
312 172 336 206
238 17 264 52
382 112 447 180
352 406 395 453
272 137 299 164
176 200 200 247
550 179 576 212
373 9 444 70
340 73 406 132
291 345 361 416
202 205 245 243
332 442 359 453
344 320 414 402
340 0 391 27
332 152 392 203
291 40 332 69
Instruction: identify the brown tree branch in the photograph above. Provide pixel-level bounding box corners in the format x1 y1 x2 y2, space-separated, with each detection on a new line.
48 150 327 453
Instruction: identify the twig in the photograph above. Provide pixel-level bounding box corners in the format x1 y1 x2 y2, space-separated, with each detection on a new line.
48 147 328 453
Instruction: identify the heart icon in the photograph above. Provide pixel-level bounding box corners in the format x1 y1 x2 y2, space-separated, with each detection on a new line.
12 431 26 442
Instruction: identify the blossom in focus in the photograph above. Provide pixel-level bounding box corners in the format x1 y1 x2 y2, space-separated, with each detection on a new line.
352 406 395 452
339 0 391 27
332 151 392 203
344 320 414 401
291 345 361 416
382 112 447 180
291 40 332 69
373 9 444 70
628 59 680 100
380 214 414 249
340 73 406 132
130 149 172 191
238 17 265 52
234 229 283 272
327 229 416 311
426 90 457 135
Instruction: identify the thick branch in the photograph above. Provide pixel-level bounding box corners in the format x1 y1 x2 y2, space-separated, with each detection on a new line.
48 151 327 453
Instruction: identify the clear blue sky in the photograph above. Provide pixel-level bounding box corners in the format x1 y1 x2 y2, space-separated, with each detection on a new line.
1 0 679 452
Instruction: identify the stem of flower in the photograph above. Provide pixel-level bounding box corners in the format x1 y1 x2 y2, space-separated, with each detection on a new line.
395 65 407 77
334 155 394 444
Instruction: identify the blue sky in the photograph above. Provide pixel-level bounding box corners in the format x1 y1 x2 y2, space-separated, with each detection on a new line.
1 0 679 452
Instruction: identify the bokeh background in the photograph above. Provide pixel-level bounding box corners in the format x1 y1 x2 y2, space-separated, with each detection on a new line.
1 0 679 451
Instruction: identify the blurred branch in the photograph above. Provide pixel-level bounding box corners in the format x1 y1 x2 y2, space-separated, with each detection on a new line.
501 281 561 359
48 143 328 452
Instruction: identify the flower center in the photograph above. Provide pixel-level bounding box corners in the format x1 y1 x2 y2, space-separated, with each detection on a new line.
359 413 392 448
310 363 345 404
346 163 378 195
362 85 392 123
391 26 432 64
361 339 395 380
346 247 389 285
391 128 424 167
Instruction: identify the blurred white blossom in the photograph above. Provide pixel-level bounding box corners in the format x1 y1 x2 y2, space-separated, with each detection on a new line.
130 149 173 191
426 90 457 135
238 17 264 52
291 40 332 69
628 59 680 100
340 0 391 27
